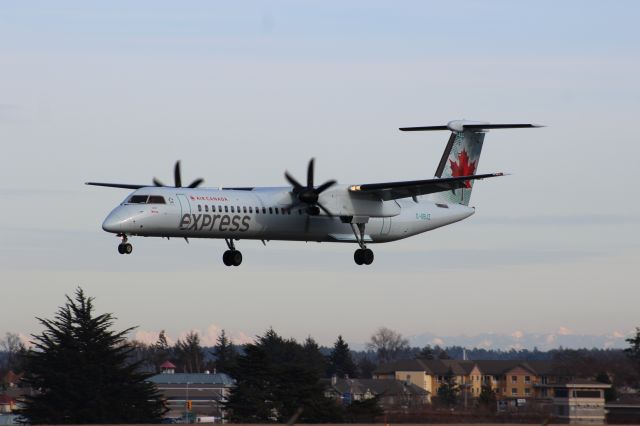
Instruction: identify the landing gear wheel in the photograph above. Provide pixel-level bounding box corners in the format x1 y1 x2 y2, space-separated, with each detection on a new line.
362 248 374 265
354 248 374 265
230 250 242 266
117 244 125 254
223 250 232 266
223 250 243 266
123 243 133 255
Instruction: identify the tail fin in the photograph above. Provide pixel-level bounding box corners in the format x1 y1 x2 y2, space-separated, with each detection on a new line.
400 120 542 205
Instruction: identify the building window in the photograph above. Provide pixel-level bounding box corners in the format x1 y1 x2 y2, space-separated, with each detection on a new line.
511 388 518 396
525 388 531 396
525 376 531 384
511 376 517 384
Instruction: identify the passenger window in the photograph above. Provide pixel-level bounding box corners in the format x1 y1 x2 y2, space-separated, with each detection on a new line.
198 205 202 212
237 205 240 212
298 209 302 215
249 207 253 213
243 206 247 213
224 206 228 213
128 195 148 204
230 206 235 213
218 206 222 213
275 208 279 215
147 195 165 204
205 205 209 212
263 207 266 214
269 207 273 214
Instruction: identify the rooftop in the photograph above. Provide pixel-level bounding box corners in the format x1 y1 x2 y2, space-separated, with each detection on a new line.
148 372 234 386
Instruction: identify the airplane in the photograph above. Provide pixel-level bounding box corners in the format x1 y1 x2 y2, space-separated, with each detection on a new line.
87 120 541 266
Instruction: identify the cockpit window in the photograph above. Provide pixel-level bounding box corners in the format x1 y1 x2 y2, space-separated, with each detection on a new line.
128 195 149 204
148 196 166 204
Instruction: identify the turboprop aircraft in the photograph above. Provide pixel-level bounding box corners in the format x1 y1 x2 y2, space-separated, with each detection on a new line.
87 120 540 266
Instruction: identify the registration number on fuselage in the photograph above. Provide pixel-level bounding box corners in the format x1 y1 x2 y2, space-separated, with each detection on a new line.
415 212 431 221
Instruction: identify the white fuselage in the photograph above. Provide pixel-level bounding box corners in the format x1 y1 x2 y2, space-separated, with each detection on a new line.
101 185 475 244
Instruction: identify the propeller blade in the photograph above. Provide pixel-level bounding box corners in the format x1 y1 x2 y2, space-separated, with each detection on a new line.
174 161 182 188
316 179 337 194
188 178 204 188
153 178 165 187
316 202 334 217
285 171 304 190
307 158 315 188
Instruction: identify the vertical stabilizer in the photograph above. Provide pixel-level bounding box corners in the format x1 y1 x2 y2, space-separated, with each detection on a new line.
399 120 542 206
432 129 485 205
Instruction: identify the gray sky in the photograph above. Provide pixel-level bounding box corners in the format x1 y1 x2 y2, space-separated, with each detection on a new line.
1 1 639 348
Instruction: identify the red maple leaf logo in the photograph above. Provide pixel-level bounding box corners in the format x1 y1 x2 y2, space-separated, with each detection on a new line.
449 150 477 188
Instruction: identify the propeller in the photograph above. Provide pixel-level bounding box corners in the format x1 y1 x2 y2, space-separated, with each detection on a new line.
285 158 336 231
153 161 204 188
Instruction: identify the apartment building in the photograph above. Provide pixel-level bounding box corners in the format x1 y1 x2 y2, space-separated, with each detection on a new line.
374 359 571 403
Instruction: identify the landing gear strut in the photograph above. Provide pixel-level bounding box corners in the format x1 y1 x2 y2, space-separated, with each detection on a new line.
351 222 374 265
222 239 242 267
116 234 132 255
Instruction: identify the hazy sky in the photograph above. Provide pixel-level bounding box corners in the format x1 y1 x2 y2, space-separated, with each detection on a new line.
1 1 639 348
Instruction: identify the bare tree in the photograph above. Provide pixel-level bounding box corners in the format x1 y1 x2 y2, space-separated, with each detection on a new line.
0 332 25 372
367 327 409 364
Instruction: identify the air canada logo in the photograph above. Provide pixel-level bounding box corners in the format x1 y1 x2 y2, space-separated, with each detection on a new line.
449 150 477 188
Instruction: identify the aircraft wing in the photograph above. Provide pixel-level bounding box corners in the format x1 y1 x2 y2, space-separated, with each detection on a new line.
348 173 505 201
85 182 148 189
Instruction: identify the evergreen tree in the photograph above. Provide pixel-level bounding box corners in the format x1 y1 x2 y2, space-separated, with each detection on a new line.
436 367 459 407
18 288 164 424
478 383 497 410
327 335 357 378
595 372 617 402
416 345 435 360
301 336 328 378
625 327 640 368
211 329 237 374
175 331 204 373
152 330 171 372
226 329 342 423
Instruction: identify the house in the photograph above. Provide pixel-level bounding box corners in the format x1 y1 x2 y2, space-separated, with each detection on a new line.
148 366 234 420
0 396 16 414
551 379 610 424
324 376 428 410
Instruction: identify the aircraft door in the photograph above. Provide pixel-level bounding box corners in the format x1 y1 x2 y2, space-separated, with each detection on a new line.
381 217 392 235
176 194 191 218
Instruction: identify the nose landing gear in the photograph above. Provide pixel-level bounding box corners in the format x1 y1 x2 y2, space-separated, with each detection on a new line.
116 234 132 255
222 239 242 266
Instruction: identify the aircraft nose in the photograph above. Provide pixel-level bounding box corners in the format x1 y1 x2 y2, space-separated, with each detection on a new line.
102 209 125 233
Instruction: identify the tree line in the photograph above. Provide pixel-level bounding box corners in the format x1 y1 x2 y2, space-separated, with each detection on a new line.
2 288 640 424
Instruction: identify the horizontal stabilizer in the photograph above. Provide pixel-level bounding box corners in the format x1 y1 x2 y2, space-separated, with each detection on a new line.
400 120 543 132
85 182 147 189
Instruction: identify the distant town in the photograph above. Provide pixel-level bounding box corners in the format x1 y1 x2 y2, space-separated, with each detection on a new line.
1 289 639 425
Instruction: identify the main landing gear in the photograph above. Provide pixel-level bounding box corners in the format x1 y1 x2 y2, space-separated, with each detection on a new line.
351 222 374 265
222 238 242 267
116 234 133 255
